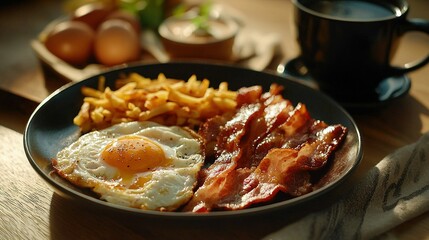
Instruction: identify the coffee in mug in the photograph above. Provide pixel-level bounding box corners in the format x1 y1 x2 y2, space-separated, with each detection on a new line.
292 0 429 104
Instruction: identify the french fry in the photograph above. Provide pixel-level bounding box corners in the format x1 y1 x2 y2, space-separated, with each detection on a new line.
90 107 106 124
213 97 237 111
81 86 103 98
116 82 137 92
97 76 106 91
73 73 238 132
126 103 141 118
73 102 90 126
139 102 178 121
83 97 110 108
105 88 127 110
144 90 169 109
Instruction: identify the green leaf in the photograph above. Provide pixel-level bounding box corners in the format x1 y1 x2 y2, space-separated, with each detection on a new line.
119 0 165 29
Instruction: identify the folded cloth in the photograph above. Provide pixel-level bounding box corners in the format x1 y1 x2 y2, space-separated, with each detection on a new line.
264 132 429 240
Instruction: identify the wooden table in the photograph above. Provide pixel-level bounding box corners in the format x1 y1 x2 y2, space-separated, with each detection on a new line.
1 0 429 239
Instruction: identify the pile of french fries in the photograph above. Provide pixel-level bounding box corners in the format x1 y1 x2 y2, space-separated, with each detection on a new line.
73 73 238 132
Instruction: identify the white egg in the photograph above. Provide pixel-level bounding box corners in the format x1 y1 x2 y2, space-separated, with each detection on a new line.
53 121 204 211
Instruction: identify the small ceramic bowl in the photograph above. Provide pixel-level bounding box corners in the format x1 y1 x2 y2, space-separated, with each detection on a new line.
158 14 239 61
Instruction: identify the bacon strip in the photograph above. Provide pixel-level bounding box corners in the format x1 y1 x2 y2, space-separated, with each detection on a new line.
216 123 347 210
184 85 347 212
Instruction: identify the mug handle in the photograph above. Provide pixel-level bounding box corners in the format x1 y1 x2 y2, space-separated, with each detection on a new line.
391 18 429 75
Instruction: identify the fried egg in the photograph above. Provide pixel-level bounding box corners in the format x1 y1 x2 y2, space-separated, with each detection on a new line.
53 121 205 211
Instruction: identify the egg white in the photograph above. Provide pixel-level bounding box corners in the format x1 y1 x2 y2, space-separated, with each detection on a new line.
54 121 204 211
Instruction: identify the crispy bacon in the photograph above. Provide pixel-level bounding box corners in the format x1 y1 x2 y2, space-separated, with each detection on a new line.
198 115 230 158
184 84 347 212
184 103 262 212
216 123 347 210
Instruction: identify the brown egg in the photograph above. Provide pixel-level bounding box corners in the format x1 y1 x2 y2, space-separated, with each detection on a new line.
72 2 115 30
105 10 141 34
94 19 141 66
44 21 95 66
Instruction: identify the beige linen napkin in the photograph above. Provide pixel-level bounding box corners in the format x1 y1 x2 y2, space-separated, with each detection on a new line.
264 132 429 240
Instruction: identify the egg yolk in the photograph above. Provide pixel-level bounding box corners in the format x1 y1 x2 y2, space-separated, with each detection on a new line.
101 136 171 172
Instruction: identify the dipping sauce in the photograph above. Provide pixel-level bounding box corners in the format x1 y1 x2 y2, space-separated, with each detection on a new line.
163 18 236 43
159 16 239 60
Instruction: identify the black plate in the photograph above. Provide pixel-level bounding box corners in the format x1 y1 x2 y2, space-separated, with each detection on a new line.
24 62 362 219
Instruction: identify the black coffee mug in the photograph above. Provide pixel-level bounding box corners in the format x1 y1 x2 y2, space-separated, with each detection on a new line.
292 0 429 104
